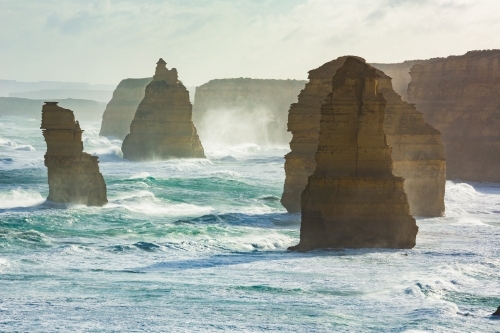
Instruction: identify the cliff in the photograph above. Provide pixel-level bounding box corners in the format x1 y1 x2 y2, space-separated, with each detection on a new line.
290 57 417 250
122 59 205 160
193 78 306 145
0 97 105 121
41 102 107 206
99 78 152 139
371 60 428 101
408 50 500 182
282 56 445 216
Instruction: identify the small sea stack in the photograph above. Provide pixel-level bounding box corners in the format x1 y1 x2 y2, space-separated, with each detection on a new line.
282 56 445 217
122 59 205 160
41 102 107 206
289 57 418 250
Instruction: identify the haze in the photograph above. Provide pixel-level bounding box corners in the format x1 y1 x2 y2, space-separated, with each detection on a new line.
1 0 499 86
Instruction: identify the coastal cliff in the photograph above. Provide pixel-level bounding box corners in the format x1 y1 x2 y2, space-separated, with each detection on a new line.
41 102 107 206
282 56 445 216
99 78 152 139
193 78 306 145
408 50 500 182
290 58 417 250
371 61 427 101
122 59 204 160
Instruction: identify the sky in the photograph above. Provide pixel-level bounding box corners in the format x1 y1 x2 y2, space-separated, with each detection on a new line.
1 0 499 86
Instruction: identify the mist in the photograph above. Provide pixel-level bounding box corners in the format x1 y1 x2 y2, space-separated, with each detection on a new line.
196 106 291 148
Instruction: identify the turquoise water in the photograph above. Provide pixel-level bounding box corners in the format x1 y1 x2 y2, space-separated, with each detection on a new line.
1 116 499 332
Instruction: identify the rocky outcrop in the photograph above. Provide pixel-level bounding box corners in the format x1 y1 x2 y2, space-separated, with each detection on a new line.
193 78 306 145
408 50 500 182
41 102 107 206
99 78 152 139
290 58 418 250
371 61 428 101
122 59 204 160
282 56 445 216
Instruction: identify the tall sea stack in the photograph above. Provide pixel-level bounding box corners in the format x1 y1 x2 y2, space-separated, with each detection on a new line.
290 58 418 250
408 50 500 182
122 59 205 160
282 56 445 216
41 102 107 206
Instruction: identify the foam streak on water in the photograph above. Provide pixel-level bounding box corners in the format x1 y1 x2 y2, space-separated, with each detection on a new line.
0 116 499 332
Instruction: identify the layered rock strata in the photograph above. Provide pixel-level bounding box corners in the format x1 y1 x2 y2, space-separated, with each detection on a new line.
99 77 152 139
193 78 306 145
41 102 107 206
122 59 205 160
408 50 500 182
282 56 445 216
290 58 418 250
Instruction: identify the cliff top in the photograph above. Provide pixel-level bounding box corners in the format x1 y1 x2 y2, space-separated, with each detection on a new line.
197 78 307 88
116 77 153 89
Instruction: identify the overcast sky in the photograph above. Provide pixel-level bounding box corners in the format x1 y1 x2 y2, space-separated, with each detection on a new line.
1 0 499 86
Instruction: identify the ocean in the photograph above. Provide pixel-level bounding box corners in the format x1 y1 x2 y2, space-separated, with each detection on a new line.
0 116 499 332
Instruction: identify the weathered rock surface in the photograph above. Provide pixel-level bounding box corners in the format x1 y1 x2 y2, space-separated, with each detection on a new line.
282 56 445 216
41 101 107 206
193 78 306 145
122 59 205 160
408 50 500 182
291 58 417 250
99 77 152 139
379 75 446 217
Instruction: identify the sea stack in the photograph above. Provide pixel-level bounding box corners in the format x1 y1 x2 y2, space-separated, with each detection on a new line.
99 77 152 140
289 58 418 250
41 102 107 206
408 50 500 182
282 56 445 217
122 59 205 160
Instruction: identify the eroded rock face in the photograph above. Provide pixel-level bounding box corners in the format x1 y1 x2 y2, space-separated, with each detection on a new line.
408 50 500 182
282 56 353 212
122 59 205 160
99 78 152 140
282 56 445 217
379 76 446 217
290 58 418 250
41 102 107 206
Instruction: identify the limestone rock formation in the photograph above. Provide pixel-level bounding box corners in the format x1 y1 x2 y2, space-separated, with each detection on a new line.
99 78 152 139
290 58 418 250
193 78 306 145
282 56 445 217
379 76 446 217
41 102 107 206
122 59 205 160
408 50 500 182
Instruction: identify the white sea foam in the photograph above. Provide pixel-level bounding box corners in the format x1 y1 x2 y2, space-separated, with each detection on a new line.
0 189 45 209
0 138 18 147
13 145 36 151
129 172 151 179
